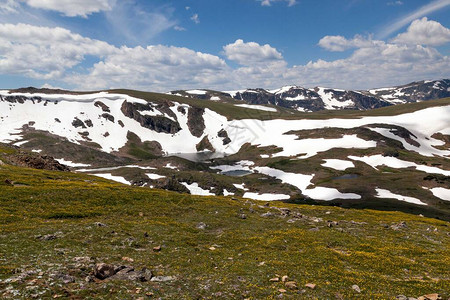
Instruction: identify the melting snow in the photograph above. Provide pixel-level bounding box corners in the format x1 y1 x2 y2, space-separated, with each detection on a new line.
430 187 450 201
233 183 249 191
146 173 166 180
316 87 354 109
210 96 221 101
321 159 355 171
223 189 235 196
349 155 450 176
254 166 360 200
243 192 290 201
55 158 91 168
234 104 277 112
375 188 427 206
181 182 215 196
93 173 131 185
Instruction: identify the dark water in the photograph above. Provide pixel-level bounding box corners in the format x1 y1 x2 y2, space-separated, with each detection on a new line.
221 170 253 177
333 174 359 180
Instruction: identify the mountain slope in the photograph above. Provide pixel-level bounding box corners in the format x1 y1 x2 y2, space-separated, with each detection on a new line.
0 88 449 218
169 79 450 112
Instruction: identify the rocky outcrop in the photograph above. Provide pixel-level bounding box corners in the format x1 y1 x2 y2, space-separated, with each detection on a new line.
5 152 70 172
196 136 214 152
121 101 181 134
217 129 231 145
94 101 110 112
187 106 205 137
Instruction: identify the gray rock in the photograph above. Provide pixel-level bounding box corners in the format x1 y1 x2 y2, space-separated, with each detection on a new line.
352 284 361 293
150 275 175 282
196 222 207 230
94 263 116 280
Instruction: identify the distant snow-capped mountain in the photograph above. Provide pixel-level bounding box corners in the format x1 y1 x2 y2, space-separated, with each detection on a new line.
169 79 450 112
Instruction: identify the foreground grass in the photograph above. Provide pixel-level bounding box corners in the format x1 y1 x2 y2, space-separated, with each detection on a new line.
0 164 449 299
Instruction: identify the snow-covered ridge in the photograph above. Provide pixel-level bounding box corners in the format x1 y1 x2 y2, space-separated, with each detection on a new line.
168 79 450 112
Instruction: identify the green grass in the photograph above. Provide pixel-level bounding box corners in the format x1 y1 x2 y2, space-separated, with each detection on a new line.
0 164 449 299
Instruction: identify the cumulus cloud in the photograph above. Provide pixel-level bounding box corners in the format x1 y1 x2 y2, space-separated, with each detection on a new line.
223 39 284 65
0 23 115 79
318 35 377 52
22 0 115 17
379 0 450 38
285 41 449 89
259 0 297 7
0 20 448 92
392 17 450 46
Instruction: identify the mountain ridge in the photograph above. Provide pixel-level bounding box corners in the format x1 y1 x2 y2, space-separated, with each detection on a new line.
169 79 450 112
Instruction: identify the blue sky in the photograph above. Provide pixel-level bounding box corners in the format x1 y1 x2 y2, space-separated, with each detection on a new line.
0 0 449 91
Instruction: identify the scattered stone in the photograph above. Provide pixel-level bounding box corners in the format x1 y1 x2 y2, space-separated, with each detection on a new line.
153 246 162 252
396 295 407 300
36 234 58 241
209 246 216 251
150 275 175 282
196 222 207 230
352 284 361 293
269 277 280 282
144 232 149 238
278 289 287 293
122 257 134 263
418 294 441 300
94 263 116 280
138 212 144 217
113 267 153 282
305 283 316 289
239 214 247 219
261 212 274 218
391 221 408 230
4 179 13 185
285 281 298 290
281 275 289 282
94 222 107 227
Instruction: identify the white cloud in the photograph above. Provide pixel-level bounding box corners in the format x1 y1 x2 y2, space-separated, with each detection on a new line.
223 39 284 65
318 35 377 52
0 20 448 92
0 23 115 79
379 0 450 38
190 13 200 24
392 17 450 46
68 45 230 91
260 0 297 7
0 0 19 13
22 0 115 17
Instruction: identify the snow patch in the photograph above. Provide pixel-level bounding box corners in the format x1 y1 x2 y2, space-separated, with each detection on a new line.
243 192 290 201
375 188 427 206
234 104 277 112
430 187 450 201
93 173 131 185
55 158 91 168
181 182 215 196
321 159 355 171
146 173 166 180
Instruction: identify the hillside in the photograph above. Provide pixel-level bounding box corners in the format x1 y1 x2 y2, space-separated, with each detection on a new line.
0 161 449 299
0 88 449 220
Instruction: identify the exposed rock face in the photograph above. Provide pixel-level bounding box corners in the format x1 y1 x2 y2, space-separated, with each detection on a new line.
187 106 205 137
121 101 181 134
5 152 70 172
196 136 215 152
72 117 86 128
94 101 110 112
217 129 231 145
